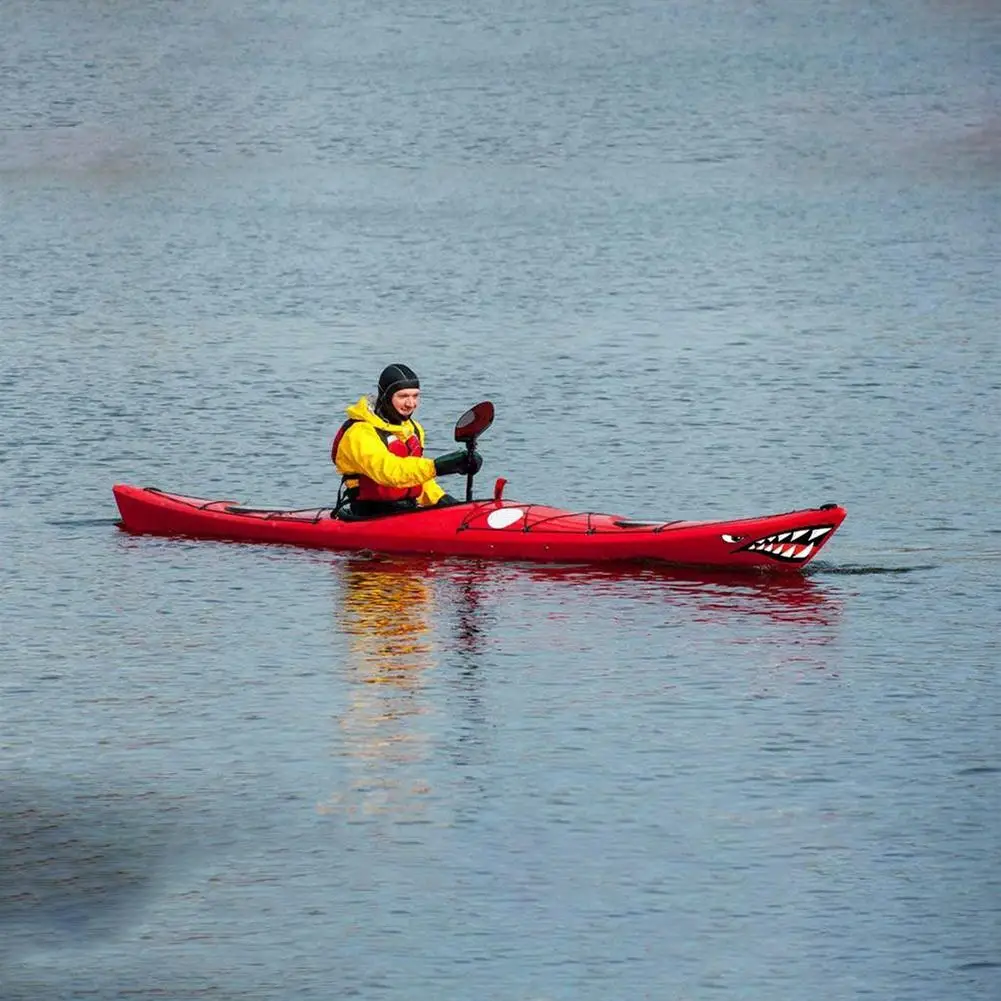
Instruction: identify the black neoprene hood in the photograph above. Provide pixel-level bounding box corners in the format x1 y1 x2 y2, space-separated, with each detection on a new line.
376 363 420 422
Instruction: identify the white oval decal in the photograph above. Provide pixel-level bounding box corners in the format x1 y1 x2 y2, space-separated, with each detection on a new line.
486 508 525 530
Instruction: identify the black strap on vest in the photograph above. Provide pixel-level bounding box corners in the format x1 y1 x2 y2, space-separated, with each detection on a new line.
332 419 360 516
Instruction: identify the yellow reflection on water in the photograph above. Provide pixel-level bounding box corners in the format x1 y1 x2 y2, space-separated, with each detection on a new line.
319 556 438 822
340 556 435 685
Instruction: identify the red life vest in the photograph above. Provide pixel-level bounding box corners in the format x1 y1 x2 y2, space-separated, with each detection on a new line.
331 419 424 504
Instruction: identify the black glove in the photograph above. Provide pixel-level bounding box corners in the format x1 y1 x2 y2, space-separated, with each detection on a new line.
435 493 461 507
434 449 483 477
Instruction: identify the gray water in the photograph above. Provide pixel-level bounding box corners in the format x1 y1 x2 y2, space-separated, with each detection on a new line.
2 1 1000 998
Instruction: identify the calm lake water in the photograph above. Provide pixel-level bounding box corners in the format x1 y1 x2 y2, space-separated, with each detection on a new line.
2 1 999 999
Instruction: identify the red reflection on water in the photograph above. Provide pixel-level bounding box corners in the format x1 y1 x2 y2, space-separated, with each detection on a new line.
334 553 842 641
524 561 841 627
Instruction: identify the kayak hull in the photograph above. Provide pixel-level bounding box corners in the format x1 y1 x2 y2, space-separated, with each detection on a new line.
112 484 846 572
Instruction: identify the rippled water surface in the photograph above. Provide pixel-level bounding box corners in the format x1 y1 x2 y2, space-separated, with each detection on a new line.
2 1 1000 999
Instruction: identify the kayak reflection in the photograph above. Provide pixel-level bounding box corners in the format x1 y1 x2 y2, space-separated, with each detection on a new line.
332 555 841 646
515 561 842 627
322 556 842 819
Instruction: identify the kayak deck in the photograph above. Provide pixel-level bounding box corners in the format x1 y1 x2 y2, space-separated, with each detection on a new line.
113 484 846 572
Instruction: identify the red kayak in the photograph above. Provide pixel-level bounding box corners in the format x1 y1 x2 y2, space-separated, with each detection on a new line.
112 404 846 572
113 483 844 572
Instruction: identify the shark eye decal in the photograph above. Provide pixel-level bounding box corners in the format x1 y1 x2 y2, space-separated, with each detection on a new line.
721 534 743 543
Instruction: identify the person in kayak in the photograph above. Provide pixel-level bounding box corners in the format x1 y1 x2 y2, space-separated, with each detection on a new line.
331 363 482 518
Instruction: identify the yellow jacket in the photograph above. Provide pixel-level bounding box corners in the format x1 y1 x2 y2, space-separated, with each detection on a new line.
333 397 445 507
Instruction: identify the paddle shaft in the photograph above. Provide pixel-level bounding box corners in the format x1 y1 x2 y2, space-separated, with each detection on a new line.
465 439 475 502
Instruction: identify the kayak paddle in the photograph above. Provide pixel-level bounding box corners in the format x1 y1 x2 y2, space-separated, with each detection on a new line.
453 401 494 502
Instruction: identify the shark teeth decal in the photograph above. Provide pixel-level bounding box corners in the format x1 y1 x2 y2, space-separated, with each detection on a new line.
726 525 833 563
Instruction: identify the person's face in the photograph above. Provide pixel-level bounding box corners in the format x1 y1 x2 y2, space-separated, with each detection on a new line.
391 388 420 418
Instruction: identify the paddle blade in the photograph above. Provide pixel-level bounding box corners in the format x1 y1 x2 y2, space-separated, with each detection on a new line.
454 401 494 443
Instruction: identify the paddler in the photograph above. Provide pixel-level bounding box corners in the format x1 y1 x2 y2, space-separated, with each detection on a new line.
331 363 482 518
